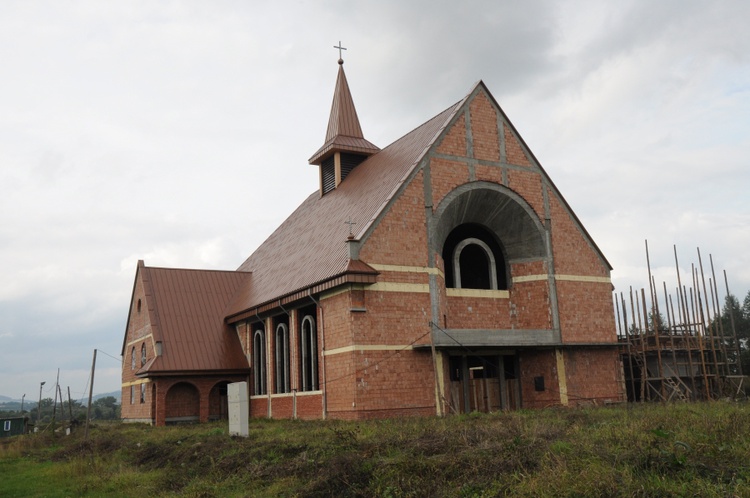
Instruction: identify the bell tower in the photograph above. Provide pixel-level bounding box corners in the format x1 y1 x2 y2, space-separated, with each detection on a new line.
308 43 379 195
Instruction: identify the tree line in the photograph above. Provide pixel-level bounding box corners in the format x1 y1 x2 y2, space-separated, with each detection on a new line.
0 396 120 425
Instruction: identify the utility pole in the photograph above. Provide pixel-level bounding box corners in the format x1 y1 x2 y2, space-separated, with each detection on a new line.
37 382 46 429
84 349 97 439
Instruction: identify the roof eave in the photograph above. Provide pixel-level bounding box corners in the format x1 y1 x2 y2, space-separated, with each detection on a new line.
225 262 379 324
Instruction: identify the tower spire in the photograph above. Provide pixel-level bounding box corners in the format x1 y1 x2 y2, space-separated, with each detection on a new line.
308 45 379 167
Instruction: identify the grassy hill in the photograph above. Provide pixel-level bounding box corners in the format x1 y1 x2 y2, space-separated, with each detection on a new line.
1 402 749 497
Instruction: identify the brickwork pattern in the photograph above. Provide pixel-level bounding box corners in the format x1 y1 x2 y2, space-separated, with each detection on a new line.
519 350 561 408
563 349 623 404
509 281 552 330
358 171 428 267
507 169 545 220
352 290 432 345
428 157 470 211
504 127 532 166
469 92 501 162
475 163 504 185
547 188 609 277
445 296 512 329
435 115 467 156
556 281 617 343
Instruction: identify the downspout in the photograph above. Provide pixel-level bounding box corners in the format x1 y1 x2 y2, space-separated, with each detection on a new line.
308 291 327 419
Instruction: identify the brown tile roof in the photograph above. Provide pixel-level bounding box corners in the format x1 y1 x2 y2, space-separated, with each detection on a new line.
138 265 251 375
309 63 380 165
226 98 465 319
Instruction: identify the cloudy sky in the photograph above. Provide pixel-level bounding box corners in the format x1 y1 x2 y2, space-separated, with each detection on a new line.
1 1 748 402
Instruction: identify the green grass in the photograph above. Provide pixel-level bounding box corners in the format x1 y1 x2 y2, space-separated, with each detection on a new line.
1 402 749 497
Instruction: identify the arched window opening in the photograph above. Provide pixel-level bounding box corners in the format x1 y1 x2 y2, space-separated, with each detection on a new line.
454 238 497 290
141 343 146 366
442 223 508 290
300 314 318 392
131 346 136 370
275 323 290 394
252 330 267 395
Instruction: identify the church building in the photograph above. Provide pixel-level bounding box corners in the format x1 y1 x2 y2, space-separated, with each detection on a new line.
121 55 624 425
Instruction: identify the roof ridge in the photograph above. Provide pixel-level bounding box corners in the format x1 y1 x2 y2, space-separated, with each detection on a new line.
143 265 251 274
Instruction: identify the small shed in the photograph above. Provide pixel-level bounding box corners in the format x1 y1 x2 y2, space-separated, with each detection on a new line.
0 416 28 438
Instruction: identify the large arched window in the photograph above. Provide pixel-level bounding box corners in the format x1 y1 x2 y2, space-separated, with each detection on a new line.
300 314 318 392
275 323 290 394
442 223 508 290
252 330 267 395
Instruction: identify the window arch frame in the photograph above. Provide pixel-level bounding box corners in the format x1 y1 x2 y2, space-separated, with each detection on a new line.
252 329 267 395
300 314 318 392
274 323 290 394
452 237 498 290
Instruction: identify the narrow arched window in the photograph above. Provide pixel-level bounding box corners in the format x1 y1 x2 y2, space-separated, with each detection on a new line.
131 346 136 370
300 315 318 391
453 238 498 290
275 323 290 394
141 343 146 366
252 330 267 395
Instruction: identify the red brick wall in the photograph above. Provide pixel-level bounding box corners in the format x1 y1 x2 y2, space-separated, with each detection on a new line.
475 163 504 185
445 295 512 329
509 281 552 330
469 92 501 162
165 382 200 419
557 281 617 343
295 393 323 420
250 396 268 418
358 171 428 267
436 115 467 156
507 169 545 220
351 290 432 346
428 157 470 211
519 350 561 408
504 126 532 166
563 349 623 404
270 394 294 419
324 352 357 415
547 188 609 277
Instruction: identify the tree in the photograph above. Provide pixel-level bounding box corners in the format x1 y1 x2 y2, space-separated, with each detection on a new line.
712 292 750 375
91 396 120 420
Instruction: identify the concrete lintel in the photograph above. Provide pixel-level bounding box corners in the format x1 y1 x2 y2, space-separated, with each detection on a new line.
431 328 558 348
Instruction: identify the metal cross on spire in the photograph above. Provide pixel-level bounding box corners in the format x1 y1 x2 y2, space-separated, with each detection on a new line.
344 217 357 236
334 41 347 63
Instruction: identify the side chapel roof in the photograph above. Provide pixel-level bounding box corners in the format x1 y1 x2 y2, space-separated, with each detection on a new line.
130 262 251 375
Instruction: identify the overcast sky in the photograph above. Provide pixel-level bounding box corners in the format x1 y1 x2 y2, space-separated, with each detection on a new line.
1 1 748 402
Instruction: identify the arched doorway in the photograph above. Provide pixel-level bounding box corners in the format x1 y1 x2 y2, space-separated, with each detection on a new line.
165 382 200 424
209 381 230 421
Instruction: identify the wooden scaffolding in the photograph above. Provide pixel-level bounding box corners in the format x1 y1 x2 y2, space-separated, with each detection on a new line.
614 243 744 402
